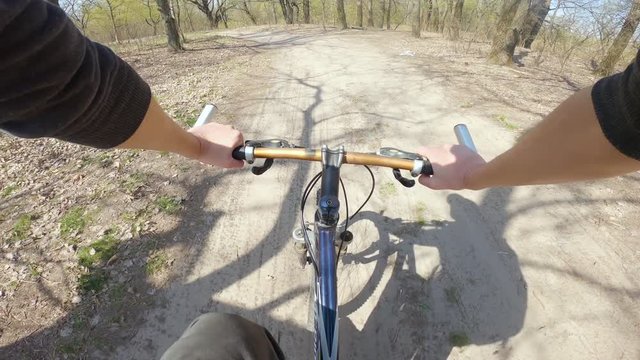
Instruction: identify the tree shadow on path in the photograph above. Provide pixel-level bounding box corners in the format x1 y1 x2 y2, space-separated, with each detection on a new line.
339 188 526 359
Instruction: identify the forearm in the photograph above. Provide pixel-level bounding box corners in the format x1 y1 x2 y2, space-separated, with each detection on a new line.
118 98 244 168
117 97 200 159
466 87 640 189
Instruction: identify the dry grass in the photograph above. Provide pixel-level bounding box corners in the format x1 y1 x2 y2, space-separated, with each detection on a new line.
0 31 267 358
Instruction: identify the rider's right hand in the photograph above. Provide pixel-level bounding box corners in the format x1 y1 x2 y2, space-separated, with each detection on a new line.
417 145 487 190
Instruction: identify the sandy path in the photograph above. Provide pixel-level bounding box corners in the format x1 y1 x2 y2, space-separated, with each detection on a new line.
117 28 639 360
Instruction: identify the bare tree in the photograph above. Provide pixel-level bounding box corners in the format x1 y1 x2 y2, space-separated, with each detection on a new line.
240 1 258 24
488 0 524 65
142 0 162 35
444 0 464 40
63 0 96 34
357 0 364 27
424 0 433 29
156 0 183 50
182 0 197 31
278 0 296 24
519 0 551 48
100 0 123 43
438 0 450 32
380 0 386 28
368 0 375 26
272 0 279 24
428 0 440 31
412 0 421 37
188 0 229 28
386 0 391 29
598 0 640 75
172 0 186 43
337 0 348 28
321 0 328 29
303 0 310 23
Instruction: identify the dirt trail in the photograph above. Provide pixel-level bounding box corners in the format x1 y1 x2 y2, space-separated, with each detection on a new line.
117 28 639 359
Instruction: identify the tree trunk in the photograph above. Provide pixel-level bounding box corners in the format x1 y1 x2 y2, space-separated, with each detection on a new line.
519 0 550 49
321 0 327 29
368 0 374 26
272 0 279 23
336 0 348 29
412 0 421 37
172 0 186 44
438 0 449 33
357 0 363 27
156 0 183 51
279 0 295 24
109 15 120 43
424 0 433 30
598 0 640 75
488 0 524 65
379 0 385 28
242 1 258 24
386 0 391 29
185 4 195 31
444 0 464 40
303 0 310 23
429 0 439 31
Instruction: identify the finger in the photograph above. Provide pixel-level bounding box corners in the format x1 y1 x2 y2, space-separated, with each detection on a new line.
416 146 430 157
418 174 446 190
235 132 245 147
229 160 245 168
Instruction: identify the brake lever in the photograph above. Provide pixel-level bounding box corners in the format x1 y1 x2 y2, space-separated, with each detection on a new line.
251 158 273 175
242 139 299 176
393 169 415 188
378 147 423 188
377 147 422 160
245 139 299 149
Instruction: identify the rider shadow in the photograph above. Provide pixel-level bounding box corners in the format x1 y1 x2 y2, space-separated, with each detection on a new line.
339 188 526 359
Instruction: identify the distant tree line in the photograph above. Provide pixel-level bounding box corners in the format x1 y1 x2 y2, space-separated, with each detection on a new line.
56 0 640 73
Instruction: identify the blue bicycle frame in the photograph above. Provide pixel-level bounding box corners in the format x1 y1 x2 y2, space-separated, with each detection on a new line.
312 146 343 360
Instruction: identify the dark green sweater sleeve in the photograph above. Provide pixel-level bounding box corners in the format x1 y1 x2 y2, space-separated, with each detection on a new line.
592 51 640 160
0 0 151 148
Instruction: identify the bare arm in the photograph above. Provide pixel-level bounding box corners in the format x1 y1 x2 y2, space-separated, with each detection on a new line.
418 87 640 190
118 98 244 168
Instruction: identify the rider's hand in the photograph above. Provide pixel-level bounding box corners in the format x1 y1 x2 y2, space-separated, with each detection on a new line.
189 122 244 168
417 145 486 190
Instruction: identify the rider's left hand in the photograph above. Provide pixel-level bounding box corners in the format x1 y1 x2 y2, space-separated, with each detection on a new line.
189 122 245 168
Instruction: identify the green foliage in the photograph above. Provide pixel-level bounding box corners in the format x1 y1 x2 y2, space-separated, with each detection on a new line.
29 263 43 278
146 251 168 275
379 182 397 197
155 196 182 214
78 270 109 293
449 332 470 347
11 214 32 242
495 114 518 131
77 230 119 268
414 201 427 225
57 342 83 355
76 230 118 294
445 287 460 304
120 172 147 194
1 184 18 198
60 207 89 238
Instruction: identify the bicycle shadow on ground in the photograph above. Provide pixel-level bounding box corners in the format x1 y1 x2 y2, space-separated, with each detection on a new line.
339 188 526 359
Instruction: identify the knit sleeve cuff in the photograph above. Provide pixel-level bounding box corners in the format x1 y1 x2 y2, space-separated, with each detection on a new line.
591 55 640 161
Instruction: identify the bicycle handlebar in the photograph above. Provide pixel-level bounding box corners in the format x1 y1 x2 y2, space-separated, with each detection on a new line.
454 124 477 153
232 145 434 177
